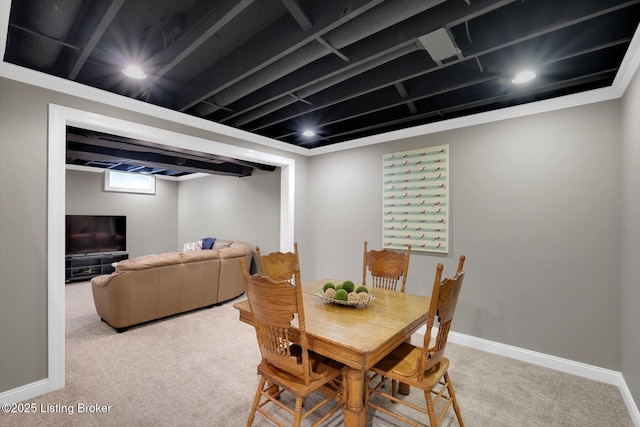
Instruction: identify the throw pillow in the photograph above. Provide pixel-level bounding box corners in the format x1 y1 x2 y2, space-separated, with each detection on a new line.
183 240 203 251
201 237 216 250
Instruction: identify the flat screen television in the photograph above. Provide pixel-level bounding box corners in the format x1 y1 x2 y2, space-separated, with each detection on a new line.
65 215 126 256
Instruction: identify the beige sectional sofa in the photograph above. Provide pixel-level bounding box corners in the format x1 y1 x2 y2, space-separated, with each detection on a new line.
91 240 252 332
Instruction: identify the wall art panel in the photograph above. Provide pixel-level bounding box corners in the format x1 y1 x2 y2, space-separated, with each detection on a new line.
382 145 449 253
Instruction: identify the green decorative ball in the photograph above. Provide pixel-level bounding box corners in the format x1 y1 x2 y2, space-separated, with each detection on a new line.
335 284 343 291
323 282 335 291
335 289 348 301
355 285 368 294
342 280 355 293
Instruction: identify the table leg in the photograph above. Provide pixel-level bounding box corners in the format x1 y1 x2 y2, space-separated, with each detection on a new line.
398 337 412 395
398 382 411 395
344 367 367 427
267 381 279 397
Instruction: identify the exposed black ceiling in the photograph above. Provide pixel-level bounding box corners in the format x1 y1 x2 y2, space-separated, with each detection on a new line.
65 126 277 177
4 0 640 154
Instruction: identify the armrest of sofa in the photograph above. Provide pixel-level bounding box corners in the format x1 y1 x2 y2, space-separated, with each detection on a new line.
216 241 252 258
91 271 130 329
91 271 122 287
216 241 253 303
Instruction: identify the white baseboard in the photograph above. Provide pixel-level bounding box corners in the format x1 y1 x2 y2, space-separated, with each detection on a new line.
447 331 621 384
619 379 640 427
415 327 640 426
0 379 49 405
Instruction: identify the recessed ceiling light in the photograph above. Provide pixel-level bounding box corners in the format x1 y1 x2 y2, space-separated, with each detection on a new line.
122 64 147 79
302 130 315 137
512 70 536 84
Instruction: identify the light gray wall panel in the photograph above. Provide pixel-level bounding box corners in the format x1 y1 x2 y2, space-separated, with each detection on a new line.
177 169 280 263
0 78 48 392
307 101 622 369
620 66 640 407
65 169 178 258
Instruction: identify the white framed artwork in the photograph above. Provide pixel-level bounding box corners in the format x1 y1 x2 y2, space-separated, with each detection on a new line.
382 144 449 253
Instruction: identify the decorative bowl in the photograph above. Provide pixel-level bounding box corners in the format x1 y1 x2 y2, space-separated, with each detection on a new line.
314 288 375 307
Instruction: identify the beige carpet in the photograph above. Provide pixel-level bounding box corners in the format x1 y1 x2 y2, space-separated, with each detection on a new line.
1 281 633 426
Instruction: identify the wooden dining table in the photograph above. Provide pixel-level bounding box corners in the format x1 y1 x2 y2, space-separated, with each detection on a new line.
233 279 431 427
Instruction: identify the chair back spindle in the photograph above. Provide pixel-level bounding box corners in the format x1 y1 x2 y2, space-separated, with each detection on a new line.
362 241 411 292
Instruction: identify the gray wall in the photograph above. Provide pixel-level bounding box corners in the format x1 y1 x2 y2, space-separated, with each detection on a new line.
620 66 640 404
0 79 48 391
177 169 281 257
66 169 179 258
305 101 622 369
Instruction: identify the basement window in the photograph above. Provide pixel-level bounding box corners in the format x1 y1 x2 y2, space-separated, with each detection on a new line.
104 170 156 195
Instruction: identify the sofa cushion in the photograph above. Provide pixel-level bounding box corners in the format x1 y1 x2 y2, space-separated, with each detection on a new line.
216 241 252 259
212 239 233 250
116 253 183 271
179 250 219 264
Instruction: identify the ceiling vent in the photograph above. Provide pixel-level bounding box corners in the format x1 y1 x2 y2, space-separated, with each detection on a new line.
418 28 462 66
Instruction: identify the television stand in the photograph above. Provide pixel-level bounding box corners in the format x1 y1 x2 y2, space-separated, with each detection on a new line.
65 252 128 283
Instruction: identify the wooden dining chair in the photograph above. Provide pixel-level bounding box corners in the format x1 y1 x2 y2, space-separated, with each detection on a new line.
367 255 466 427
239 258 345 427
256 242 300 284
362 241 412 292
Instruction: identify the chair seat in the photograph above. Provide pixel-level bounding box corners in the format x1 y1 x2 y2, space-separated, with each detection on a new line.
371 341 450 389
258 353 344 397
